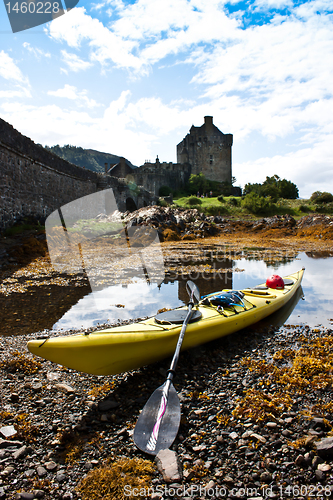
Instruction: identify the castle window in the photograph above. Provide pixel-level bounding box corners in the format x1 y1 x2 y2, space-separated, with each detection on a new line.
209 154 213 165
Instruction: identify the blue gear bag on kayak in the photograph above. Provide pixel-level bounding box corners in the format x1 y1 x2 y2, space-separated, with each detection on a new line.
202 290 245 308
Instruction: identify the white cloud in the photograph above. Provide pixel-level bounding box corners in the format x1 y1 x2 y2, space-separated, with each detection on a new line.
234 132 333 198
22 42 51 59
45 2 240 73
0 94 156 164
0 50 31 98
190 10 333 146
46 7 141 71
0 90 29 98
0 50 29 84
253 0 293 10
47 84 100 108
61 50 93 72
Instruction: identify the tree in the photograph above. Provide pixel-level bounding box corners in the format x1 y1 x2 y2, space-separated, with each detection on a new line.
310 191 333 203
187 173 209 195
244 175 298 201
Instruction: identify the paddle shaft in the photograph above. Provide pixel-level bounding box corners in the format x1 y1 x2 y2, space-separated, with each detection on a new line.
166 301 194 382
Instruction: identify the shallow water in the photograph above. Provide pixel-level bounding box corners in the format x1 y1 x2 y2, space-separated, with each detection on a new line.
53 251 333 331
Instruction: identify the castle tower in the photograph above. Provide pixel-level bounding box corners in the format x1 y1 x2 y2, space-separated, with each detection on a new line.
176 116 233 184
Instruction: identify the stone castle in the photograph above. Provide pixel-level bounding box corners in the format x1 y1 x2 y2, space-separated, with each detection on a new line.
177 116 233 184
0 116 233 230
106 116 233 196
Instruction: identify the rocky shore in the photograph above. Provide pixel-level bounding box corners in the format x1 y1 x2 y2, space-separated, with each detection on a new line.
1 320 333 499
0 208 332 270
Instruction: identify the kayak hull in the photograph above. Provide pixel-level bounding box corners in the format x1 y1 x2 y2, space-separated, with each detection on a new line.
27 269 304 375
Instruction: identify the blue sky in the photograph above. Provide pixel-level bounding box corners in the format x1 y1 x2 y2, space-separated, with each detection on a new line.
1 0 332 197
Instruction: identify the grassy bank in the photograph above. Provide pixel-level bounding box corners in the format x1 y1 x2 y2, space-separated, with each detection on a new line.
171 195 331 219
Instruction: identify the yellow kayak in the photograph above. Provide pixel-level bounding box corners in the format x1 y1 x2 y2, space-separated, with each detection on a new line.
27 268 304 375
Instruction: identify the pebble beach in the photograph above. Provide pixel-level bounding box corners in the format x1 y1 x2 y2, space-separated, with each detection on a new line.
1 320 333 500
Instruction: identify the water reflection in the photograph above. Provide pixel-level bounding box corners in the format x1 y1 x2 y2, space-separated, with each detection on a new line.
1 250 333 336
53 252 333 331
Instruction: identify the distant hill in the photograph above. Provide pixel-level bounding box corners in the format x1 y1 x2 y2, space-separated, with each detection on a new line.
44 145 136 173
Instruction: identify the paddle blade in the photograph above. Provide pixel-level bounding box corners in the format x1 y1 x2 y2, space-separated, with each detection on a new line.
134 382 181 455
186 280 200 303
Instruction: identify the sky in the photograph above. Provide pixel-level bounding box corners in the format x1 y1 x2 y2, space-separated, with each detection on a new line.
0 0 332 198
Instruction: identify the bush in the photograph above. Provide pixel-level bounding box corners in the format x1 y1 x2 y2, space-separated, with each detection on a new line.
204 205 228 216
187 196 202 206
244 175 298 201
315 192 333 204
242 193 275 214
228 197 239 207
299 204 310 213
217 195 224 203
315 202 333 214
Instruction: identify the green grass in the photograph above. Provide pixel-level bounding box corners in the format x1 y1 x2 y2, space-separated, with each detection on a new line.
172 196 325 218
67 219 123 238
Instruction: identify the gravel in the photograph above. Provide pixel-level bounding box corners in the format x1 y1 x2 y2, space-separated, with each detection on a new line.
1 321 333 499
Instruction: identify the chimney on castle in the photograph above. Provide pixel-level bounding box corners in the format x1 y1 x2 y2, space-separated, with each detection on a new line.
204 116 213 134
105 162 108 174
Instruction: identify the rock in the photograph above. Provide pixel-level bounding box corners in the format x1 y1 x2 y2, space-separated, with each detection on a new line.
223 475 234 485
0 487 6 499
229 432 239 440
0 425 17 438
10 393 19 402
12 445 28 460
251 433 267 444
315 436 333 457
56 471 66 482
31 382 43 392
0 438 22 449
155 449 182 483
15 491 35 500
37 466 47 477
45 461 57 471
46 372 61 381
2 466 14 475
16 493 36 500
312 455 324 468
260 471 272 483
33 491 45 499
54 383 75 394
204 480 216 492
98 399 119 411
294 454 305 466
318 463 331 472
62 493 72 500
25 469 35 478
315 469 326 481
304 435 317 446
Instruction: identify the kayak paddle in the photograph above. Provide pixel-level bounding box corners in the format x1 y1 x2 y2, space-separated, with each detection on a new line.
133 280 200 455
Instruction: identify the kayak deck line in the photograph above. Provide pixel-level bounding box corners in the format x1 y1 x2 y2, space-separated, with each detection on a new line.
27 268 305 376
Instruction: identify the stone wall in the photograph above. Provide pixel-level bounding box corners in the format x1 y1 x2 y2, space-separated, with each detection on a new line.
0 119 100 230
132 157 192 196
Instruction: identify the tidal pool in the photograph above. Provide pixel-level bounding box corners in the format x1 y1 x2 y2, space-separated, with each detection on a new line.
53 251 333 331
